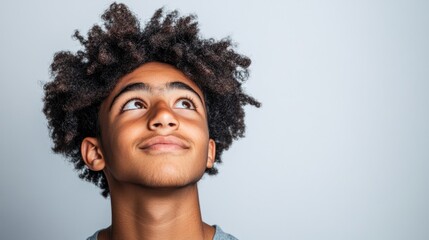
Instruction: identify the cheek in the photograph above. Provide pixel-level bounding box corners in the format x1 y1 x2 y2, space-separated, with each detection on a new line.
102 118 145 160
181 117 210 142
181 118 211 161
180 111 209 131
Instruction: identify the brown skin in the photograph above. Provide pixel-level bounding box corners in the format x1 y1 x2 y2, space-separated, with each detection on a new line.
81 62 216 240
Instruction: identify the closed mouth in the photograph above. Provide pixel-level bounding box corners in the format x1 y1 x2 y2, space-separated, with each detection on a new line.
139 135 190 151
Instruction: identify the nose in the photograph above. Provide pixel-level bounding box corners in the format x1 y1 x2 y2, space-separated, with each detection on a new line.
148 102 179 131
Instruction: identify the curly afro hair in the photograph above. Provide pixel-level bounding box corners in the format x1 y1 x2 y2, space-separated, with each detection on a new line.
43 2 260 197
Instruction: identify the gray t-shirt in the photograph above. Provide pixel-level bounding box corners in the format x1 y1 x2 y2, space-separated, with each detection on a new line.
86 225 237 240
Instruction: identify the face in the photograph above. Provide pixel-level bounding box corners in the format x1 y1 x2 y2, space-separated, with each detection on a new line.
83 62 215 190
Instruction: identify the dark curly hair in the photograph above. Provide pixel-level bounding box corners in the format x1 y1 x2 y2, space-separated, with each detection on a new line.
43 2 260 197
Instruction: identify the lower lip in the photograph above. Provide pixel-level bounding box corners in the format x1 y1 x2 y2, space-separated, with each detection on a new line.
142 143 187 152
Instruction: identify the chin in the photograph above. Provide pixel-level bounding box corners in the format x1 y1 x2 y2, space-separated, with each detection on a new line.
142 165 205 188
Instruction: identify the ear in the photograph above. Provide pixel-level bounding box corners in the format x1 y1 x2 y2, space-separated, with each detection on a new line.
81 137 105 171
206 139 216 169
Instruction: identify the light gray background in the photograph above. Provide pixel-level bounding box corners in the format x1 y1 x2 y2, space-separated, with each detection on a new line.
1 0 428 239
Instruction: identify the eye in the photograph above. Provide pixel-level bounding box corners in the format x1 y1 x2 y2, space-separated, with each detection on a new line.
122 99 146 111
174 98 196 110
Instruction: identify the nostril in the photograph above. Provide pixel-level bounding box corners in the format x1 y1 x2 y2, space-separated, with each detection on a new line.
151 122 177 128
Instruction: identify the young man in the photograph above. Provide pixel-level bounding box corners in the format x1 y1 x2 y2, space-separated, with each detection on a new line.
43 3 260 240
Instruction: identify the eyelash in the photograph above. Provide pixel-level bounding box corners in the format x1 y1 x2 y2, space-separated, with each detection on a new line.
179 95 197 110
120 97 146 113
119 95 198 113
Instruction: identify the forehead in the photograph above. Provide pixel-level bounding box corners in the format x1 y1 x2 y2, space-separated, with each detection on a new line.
109 62 202 97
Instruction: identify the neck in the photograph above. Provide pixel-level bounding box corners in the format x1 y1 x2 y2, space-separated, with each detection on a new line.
100 183 214 240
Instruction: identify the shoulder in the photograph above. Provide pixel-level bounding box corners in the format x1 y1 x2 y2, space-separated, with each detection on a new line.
87 226 237 240
213 225 238 240
86 230 99 240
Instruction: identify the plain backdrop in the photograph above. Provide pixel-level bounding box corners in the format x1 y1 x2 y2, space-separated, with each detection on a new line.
1 0 428 239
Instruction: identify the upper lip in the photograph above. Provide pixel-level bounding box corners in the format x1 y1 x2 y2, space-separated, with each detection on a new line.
139 135 190 149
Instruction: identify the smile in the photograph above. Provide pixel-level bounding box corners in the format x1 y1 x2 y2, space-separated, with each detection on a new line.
139 135 190 152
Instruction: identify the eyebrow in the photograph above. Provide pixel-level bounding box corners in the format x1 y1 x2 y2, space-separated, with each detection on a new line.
109 81 204 110
109 82 150 110
166 81 203 104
